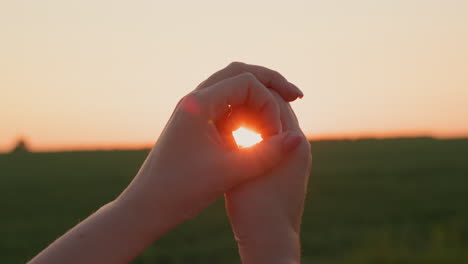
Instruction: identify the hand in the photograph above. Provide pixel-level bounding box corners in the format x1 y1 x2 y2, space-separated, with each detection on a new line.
194 62 311 263
226 91 312 264
117 62 304 237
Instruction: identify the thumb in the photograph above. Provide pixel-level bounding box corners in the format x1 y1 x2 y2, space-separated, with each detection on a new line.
227 131 303 184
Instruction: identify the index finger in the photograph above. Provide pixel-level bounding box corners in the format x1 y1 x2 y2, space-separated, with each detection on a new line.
197 62 303 102
194 72 282 136
270 90 301 132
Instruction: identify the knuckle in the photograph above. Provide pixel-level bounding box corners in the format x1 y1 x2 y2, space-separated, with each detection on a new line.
268 69 284 83
228 61 246 71
271 69 281 78
176 90 203 114
238 71 256 82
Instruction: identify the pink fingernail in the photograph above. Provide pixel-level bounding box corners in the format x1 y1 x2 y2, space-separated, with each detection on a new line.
282 132 302 153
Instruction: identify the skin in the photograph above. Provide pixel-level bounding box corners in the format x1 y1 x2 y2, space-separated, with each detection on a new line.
196 62 312 264
29 62 310 264
226 91 311 264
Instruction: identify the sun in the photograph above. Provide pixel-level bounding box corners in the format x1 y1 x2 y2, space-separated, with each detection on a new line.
232 127 263 148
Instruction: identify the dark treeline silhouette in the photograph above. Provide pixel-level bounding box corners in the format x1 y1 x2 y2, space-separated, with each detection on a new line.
11 138 29 153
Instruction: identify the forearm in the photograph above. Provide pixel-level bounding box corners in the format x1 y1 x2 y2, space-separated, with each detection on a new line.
28 199 166 264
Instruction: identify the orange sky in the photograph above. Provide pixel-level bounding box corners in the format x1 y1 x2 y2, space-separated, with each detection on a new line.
1 0 468 152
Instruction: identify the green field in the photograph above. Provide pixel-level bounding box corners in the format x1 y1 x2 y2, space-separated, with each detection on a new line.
1 138 467 263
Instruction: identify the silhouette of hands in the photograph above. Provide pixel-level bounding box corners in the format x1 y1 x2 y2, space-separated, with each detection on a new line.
117 62 305 236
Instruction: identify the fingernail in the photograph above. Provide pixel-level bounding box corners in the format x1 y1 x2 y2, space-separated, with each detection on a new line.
282 132 303 153
290 83 304 98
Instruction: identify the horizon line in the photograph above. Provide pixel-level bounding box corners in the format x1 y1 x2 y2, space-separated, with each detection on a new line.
2 132 468 154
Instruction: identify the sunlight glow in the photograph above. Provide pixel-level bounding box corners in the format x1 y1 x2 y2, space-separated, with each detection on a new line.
232 127 262 148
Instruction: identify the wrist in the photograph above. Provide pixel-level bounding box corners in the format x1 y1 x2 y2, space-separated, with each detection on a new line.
115 151 192 240
236 227 301 264
113 191 180 241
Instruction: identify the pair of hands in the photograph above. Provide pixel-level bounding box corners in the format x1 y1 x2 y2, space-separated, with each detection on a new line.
29 62 311 264
119 62 312 263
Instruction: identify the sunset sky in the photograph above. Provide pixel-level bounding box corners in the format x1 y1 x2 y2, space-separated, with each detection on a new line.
1 0 467 152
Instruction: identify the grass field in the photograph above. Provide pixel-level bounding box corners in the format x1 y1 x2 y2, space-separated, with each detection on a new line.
1 138 467 263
